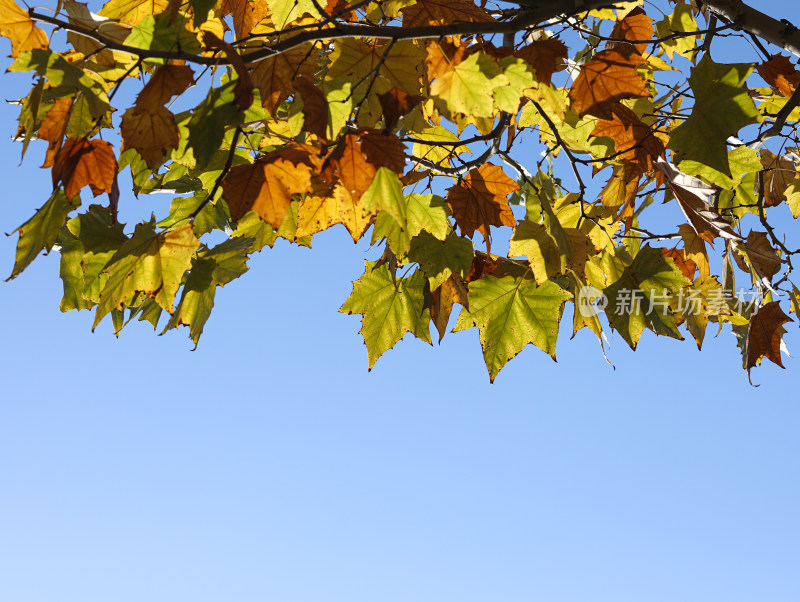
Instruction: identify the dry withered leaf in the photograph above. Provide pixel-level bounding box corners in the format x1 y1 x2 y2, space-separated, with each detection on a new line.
746 301 792 384
401 0 494 27
295 75 329 141
250 44 317 113
608 7 654 55
734 230 782 285
514 38 568 84
53 138 117 200
568 48 650 118
661 247 697 279
756 53 800 98
446 164 518 240
136 64 194 109
591 103 664 170
378 88 423 132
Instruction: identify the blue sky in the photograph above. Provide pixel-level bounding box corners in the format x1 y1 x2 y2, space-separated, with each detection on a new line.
1 2 799 601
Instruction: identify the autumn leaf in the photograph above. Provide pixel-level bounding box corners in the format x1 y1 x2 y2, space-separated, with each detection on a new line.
430 51 507 118
568 48 650 118
661 247 697 279
223 145 317 228
591 103 664 170
608 6 654 54
746 301 792 383
218 0 269 38
430 273 469 342
295 75 329 140
378 88 423 132
120 106 180 170
508 220 562 285
136 64 194 108
446 163 518 240
0 0 49 58
53 138 118 200
330 129 405 199
514 38 568 85
296 183 372 242
250 43 317 112
756 53 800 97
400 0 494 27
453 275 572 382
98 0 170 26
339 261 432 369
734 230 782 285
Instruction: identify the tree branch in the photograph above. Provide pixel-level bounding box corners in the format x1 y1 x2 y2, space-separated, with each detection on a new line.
704 0 800 57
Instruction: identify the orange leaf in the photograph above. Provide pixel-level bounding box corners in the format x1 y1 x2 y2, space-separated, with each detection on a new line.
53 138 117 200
136 64 194 109
661 247 697 279
330 129 405 199
514 38 568 85
608 6 653 55
425 39 468 81
591 103 664 170
756 53 800 98
250 44 317 112
0 0 49 58
38 97 73 168
446 164 518 240
568 48 650 118
120 106 180 169
218 0 269 38
401 0 494 27
295 75 328 140
734 230 782 284
746 301 792 383
223 145 316 228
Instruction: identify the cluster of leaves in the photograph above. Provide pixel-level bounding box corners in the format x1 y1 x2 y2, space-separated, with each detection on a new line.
2 0 800 381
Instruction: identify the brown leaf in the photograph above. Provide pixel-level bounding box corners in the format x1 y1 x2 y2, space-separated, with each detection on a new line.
295 75 328 140
218 0 269 38
608 7 654 54
591 103 664 170
329 129 406 199
661 247 697 279
430 274 468 342
120 106 180 169
401 0 494 27
756 53 800 98
325 0 358 21
38 97 73 168
0 0 49 58
466 252 499 282
568 48 650 118
446 164 518 240
359 130 406 173
223 145 317 227
679 223 710 279
53 138 117 200
136 64 194 109
735 230 782 284
759 149 799 207
746 301 792 383
250 43 317 113
514 38 568 85
378 88 423 132
202 31 253 110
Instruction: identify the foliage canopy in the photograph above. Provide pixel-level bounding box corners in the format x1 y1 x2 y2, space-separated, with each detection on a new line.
3 0 800 381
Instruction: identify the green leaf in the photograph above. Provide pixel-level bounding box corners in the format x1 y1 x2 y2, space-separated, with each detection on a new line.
187 81 243 172
655 2 699 60
232 212 278 251
602 246 692 349
163 257 217 346
508 220 562 285
453 275 572 382
668 56 761 177
7 189 77 280
339 261 432 369
93 220 201 329
124 14 201 60
408 231 473 290
494 57 535 113
678 145 761 189
57 226 93 311
430 52 507 118
189 0 215 26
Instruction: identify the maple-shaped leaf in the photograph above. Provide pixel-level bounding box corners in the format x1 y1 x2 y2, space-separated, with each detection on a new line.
250 43 317 113
655 158 743 245
759 149 800 207
668 56 760 177
430 274 468 342
508 220 562 285
53 138 118 200
400 0 494 27
514 38 568 85
223 145 317 229
219 0 269 38
295 75 329 140
430 52 507 118
330 129 405 199
608 6 653 54
408 231 473 291
734 230 782 285
446 163 518 240
94 220 201 328
453 275 572 382
295 183 372 242
136 64 194 108
603 245 691 349
661 247 697 280
746 301 792 383
756 53 800 98
7 190 77 280
120 106 179 169
0 0 49 58
98 0 169 26
187 80 244 171
568 48 650 118
678 223 710 279
378 88 423 132
591 103 664 170
339 261 432 369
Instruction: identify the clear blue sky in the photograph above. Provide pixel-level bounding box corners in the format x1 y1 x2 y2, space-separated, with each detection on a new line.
1 2 799 601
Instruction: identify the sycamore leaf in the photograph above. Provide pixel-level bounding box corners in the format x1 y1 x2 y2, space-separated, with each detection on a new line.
668 56 760 177
446 163 518 240
734 230 782 285
603 245 691 349
430 273 468 342
339 261 432 369
250 43 317 112
654 1 698 60
136 64 194 108
7 190 76 280
408 231 473 290
330 129 405 199
94 220 200 328
327 38 425 97
453 275 572 382
746 301 792 383
0 0 49 58
53 138 117 200
124 13 201 57
223 145 316 228
760 149 800 207
98 0 169 25
756 54 800 98
219 0 269 38
400 0 494 27
265 0 320 28
378 88 423 132
164 256 216 345
568 48 650 118
187 81 243 171
590 103 664 170
508 220 562 285
608 6 653 54
661 247 696 280
430 51 507 118
296 183 372 242
678 223 710 279
295 75 329 140
120 106 179 169
514 38 568 85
